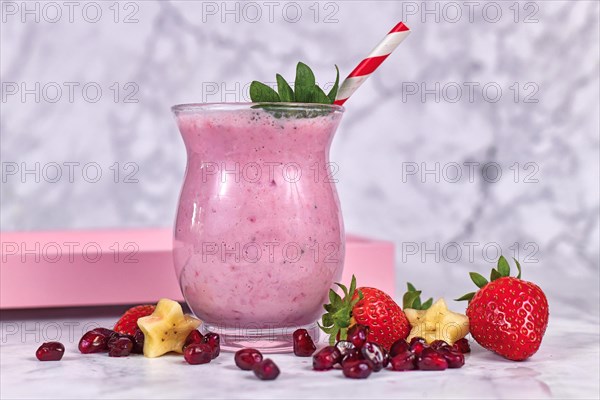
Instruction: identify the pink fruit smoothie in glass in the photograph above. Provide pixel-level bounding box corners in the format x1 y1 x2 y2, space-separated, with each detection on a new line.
172 103 345 351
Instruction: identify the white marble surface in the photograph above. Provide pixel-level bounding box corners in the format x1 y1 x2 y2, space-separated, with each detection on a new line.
1 308 599 399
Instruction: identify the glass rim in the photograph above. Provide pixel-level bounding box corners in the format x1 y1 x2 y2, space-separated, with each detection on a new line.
171 102 345 114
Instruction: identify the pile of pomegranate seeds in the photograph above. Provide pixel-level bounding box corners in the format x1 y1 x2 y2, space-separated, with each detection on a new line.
72 326 221 363
183 331 221 365
34 317 469 382
308 325 469 379
77 327 144 358
389 336 467 372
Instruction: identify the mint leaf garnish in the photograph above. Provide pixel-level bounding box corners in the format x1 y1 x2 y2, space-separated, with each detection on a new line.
248 62 338 105
311 85 330 104
294 62 316 103
276 74 295 102
249 62 340 117
250 81 280 102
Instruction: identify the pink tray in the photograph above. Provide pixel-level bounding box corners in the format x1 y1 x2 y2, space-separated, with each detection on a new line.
0 229 395 309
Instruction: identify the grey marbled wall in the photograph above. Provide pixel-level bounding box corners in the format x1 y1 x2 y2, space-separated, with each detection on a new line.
1 1 598 314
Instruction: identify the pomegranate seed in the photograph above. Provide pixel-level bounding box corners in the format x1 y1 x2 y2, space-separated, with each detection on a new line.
79 330 109 353
253 358 280 380
389 351 416 371
437 347 465 368
361 342 385 372
36 342 65 361
312 346 341 370
341 348 363 368
184 343 212 365
92 328 117 339
108 337 133 357
234 348 263 370
389 339 409 357
342 360 372 379
108 333 134 351
409 337 427 357
381 347 390 368
293 329 316 357
409 336 425 346
430 340 449 350
202 332 220 359
131 328 145 354
335 340 356 358
346 324 369 349
452 338 471 353
417 348 448 371
183 330 203 351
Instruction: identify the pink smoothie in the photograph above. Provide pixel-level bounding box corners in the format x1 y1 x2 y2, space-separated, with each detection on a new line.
172 104 345 330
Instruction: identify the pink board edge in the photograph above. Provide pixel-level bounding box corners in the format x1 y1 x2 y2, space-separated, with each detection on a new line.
0 229 395 309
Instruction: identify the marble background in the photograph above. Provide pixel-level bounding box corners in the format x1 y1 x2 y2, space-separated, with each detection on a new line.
1 1 599 317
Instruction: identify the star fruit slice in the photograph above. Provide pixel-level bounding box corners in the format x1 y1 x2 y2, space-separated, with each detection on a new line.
402 283 469 345
406 298 469 344
137 298 201 358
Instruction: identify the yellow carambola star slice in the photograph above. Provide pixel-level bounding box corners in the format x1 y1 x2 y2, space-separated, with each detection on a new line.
406 298 469 345
137 298 201 358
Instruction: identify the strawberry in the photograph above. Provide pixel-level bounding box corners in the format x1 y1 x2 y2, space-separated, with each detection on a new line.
114 305 156 335
319 275 410 350
456 256 549 361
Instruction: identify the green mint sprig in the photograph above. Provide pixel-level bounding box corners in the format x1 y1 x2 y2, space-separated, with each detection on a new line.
250 62 339 105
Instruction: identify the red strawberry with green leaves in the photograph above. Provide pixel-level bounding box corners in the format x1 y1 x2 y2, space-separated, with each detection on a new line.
457 256 549 361
319 275 410 350
114 305 156 335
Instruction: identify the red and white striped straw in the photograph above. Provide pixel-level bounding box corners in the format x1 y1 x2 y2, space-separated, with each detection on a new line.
334 22 411 106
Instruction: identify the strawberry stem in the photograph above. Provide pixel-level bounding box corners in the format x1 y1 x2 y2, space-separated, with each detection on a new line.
319 275 361 345
469 272 488 288
402 282 433 310
456 256 525 303
455 292 475 302
490 268 501 281
514 258 522 279
497 255 510 276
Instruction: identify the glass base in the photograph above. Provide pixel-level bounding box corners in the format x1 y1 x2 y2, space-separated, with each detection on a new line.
201 322 321 353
